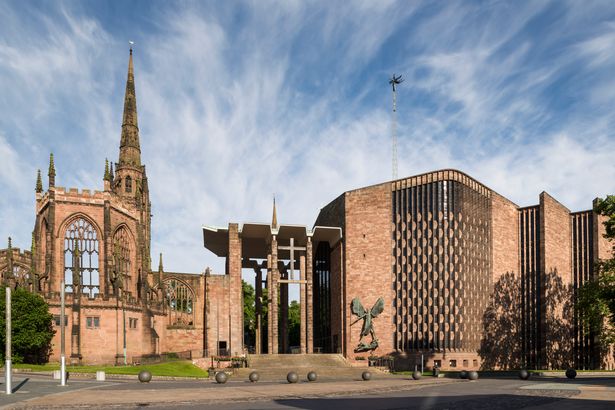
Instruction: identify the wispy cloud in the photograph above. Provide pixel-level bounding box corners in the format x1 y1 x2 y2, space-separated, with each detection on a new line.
0 1 614 278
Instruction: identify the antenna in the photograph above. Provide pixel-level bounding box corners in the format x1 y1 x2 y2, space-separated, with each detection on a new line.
389 74 403 181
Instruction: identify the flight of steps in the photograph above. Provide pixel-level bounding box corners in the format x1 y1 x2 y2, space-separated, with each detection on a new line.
233 354 390 382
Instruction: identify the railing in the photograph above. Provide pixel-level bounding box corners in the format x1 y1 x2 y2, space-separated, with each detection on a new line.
208 355 248 375
369 357 395 372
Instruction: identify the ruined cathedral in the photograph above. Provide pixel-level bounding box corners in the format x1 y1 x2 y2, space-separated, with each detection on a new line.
0 49 232 364
0 50 613 370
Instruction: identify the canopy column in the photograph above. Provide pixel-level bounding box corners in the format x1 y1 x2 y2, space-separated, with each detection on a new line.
300 254 307 353
267 235 279 354
306 237 313 353
254 267 263 354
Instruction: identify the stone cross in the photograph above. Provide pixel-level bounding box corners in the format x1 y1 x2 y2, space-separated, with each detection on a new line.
278 238 306 282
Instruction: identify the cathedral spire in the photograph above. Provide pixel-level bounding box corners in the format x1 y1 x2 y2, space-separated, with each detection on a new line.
118 47 141 167
272 195 278 229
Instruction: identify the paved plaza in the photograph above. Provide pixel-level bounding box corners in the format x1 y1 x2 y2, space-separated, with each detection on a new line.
0 374 613 409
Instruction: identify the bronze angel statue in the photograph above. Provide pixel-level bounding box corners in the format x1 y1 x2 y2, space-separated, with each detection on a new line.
351 297 384 352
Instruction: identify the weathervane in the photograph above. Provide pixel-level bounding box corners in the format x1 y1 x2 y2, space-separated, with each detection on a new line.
389 73 404 94
389 73 403 180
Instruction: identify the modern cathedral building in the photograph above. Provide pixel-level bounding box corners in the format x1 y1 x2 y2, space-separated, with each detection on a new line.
313 172 613 370
0 50 612 370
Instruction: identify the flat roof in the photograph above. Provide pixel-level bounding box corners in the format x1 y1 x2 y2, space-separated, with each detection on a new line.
202 223 342 259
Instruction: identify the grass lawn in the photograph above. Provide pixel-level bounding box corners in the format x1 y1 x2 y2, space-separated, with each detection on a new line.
12 360 208 378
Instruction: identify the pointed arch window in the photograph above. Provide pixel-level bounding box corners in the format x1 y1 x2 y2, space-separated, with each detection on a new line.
0 264 32 291
164 279 195 327
112 227 133 295
39 221 49 293
64 218 100 297
12 264 32 290
125 176 132 193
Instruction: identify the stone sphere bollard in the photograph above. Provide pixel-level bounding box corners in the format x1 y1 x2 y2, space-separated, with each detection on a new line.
287 371 298 384
249 371 259 383
459 370 468 379
412 370 422 380
138 370 152 383
519 369 530 380
307 371 317 382
215 371 228 384
566 368 577 379
468 371 479 381
362 371 372 381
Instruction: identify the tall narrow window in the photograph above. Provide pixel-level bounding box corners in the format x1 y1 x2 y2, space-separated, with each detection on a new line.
442 181 449 220
64 218 100 297
125 176 132 193
112 227 133 295
39 221 49 292
164 279 194 326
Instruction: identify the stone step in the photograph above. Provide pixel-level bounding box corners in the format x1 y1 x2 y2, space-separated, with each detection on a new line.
233 366 390 382
231 354 394 381
247 354 349 369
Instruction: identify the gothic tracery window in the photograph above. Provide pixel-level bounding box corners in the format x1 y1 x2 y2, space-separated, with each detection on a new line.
39 221 49 293
0 264 33 291
12 264 32 290
112 226 133 295
164 279 194 326
125 176 132 193
64 218 100 297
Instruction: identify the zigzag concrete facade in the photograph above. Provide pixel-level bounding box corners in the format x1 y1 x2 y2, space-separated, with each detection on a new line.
315 170 613 370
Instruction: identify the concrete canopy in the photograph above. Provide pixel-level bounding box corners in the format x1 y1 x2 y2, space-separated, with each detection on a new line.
202 223 342 260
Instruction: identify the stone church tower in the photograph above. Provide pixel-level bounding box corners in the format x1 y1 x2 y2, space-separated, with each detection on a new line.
0 49 225 365
28 48 164 364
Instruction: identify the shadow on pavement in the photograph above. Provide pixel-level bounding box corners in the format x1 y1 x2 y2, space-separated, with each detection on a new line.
12 377 29 393
274 393 612 410
529 377 615 389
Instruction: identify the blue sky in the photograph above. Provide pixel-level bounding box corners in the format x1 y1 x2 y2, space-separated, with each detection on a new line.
1 0 615 278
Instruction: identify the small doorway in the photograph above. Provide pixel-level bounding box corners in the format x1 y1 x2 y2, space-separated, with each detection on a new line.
218 341 228 356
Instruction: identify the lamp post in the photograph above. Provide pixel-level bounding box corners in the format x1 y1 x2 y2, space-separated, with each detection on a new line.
60 281 66 386
5 287 12 395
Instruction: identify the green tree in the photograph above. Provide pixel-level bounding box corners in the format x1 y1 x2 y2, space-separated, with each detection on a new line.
577 195 615 357
0 287 55 364
243 280 269 351
243 280 255 348
288 300 301 347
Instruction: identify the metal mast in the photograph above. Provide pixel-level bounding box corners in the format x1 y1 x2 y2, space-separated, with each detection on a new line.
389 74 403 180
